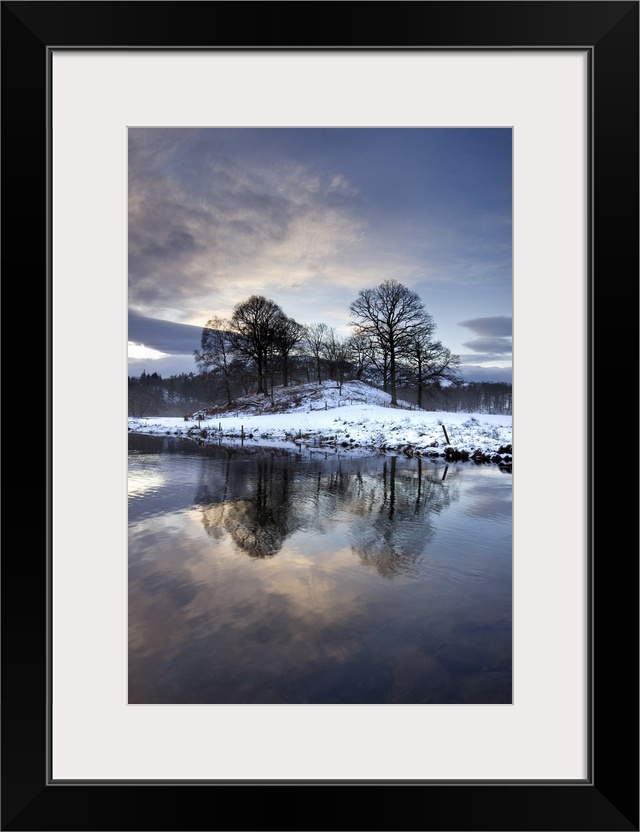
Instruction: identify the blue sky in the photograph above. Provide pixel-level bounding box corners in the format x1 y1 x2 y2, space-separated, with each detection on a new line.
128 127 512 383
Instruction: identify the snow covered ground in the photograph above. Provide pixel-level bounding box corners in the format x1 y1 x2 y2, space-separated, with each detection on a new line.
128 380 512 464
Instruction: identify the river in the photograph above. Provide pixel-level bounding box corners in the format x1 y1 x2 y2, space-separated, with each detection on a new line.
128 433 512 704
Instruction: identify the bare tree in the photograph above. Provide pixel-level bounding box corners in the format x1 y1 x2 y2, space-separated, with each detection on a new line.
230 295 284 395
322 328 351 390
194 316 236 405
330 333 352 393
406 335 460 409
303 322 329 384
349 280 434 405
346 331 373 380
273 314 305 388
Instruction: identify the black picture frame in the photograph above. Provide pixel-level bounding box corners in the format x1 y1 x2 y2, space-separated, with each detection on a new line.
2 2 638 830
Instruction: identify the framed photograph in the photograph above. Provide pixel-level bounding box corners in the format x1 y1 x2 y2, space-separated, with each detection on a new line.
3 2 638 830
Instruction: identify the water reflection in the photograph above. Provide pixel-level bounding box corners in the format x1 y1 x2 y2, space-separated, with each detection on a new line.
201 459 295 558
128 435 511 704
193 451 462 575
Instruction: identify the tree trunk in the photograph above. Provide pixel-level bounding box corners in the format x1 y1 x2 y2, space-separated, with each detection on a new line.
389 347 397 405
256 355 265 394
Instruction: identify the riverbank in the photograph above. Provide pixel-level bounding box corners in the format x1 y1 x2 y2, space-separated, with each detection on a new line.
128 381 512 465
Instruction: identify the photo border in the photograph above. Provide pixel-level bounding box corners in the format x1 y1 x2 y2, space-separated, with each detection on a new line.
2 2 638 830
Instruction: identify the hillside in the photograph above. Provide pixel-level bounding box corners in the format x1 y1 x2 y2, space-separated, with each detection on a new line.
193 380 413 417
128 380 512 465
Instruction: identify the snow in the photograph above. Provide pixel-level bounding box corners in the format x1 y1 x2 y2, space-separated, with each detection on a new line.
128 380 512 464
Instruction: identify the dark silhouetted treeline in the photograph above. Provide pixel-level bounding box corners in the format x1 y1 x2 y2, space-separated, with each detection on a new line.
129 369 511 418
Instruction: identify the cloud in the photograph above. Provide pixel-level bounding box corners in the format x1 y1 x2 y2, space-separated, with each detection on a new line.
128 148 365 323
459 352 512 364
459 316 512 337
128 312 203 355
461 337 512 355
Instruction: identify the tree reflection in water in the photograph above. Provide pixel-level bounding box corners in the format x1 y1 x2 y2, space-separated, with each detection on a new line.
196 450 460 574
223 461 292 558
355 457 458 578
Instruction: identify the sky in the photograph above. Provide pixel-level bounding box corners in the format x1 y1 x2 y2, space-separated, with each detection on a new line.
128 127 512 383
